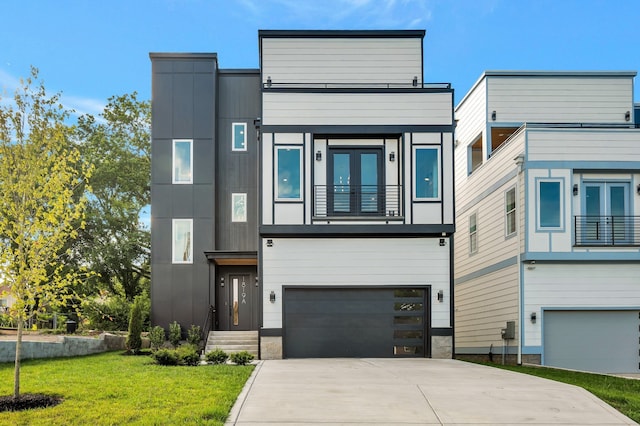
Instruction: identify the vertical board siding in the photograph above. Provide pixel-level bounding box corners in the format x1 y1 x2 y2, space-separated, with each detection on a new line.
527 129 640 162
262 92 453 126
455 264 519 350
487 76 633 123
523 263 640 347
261 38 422 85
262 238 451 328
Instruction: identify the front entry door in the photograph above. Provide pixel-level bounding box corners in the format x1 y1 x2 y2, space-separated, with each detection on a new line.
229 274 252 330
216 267 258 331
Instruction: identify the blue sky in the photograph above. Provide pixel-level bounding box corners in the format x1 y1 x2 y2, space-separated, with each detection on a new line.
1 0 639 116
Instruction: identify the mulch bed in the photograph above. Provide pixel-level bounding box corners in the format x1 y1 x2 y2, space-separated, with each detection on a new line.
0 394 62 412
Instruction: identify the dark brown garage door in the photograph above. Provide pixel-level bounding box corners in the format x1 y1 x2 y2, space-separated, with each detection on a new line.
283 287 428 358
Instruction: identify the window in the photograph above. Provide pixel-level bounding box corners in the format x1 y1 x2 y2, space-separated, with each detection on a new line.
469 213 478 254
172 140 193 184
232 193 247 222
172 219 193 264
490 127 518 156
328 148 383 215
468 133 483 174
505 187 516 236
414 147 440 200
232 123 247 151
275 147 302 201
537 180 562 229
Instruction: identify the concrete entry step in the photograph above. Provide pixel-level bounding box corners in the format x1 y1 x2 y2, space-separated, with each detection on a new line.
205 330 258 357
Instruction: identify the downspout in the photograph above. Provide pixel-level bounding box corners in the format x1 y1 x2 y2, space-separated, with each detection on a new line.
514 153 524 365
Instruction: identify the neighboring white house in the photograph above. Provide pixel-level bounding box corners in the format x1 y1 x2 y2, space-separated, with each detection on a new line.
453 71 640 374
0 285 14 314
258 30 455 359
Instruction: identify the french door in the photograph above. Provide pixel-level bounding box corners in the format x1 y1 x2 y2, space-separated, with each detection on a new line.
583 182 630 244
328 148 383 216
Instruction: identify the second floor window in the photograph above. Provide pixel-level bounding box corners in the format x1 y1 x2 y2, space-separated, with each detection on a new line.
232 123 247 151
538 180 562 229
276 147 302 201
505 187 516 236
172 219 193 264
469 213 478 254
172 139 192 184
414 147 440 200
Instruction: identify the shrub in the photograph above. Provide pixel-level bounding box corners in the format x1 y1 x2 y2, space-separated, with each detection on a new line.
148 326 165 351
230 351 254 366
176 344 200 366
152 348 179 366
186 324 201 347
126 299 143 353
168 321 181 347
205 348 228 365
84 295 131 331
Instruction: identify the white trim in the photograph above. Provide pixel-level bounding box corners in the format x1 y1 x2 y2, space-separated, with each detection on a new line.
412 145 441 201
232 122 248 152
172 139 193 184
172 219 193 264
275 146 303 202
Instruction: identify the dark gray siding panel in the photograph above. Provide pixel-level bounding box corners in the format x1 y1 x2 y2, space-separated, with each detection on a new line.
171 186 194 217
151 218 171 263
173 74 195 137
152 75 173 138
194 185 214 218
194 74 215 139
150 185 171 218
151 139 172 184
193 139 214 184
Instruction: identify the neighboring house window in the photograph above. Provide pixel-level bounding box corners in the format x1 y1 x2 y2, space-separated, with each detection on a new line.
232 123 247 151
275 147 302 201
232 193 247 222
172 139 193 184
469 213 478 254
468 133 483 174
490 127 519 156
505 187 516 237
538 180 563 229
414 147 440 200
172 219 193 264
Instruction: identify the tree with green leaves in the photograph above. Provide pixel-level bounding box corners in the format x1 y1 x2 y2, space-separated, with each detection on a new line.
74 93 150 302
0 68 93 398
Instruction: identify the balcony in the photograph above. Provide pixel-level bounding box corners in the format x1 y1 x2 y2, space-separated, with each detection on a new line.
574 216 640 246
314 185 403 219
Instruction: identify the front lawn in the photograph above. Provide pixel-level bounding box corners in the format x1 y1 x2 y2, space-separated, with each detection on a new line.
480 362 640 423
0 351 254 425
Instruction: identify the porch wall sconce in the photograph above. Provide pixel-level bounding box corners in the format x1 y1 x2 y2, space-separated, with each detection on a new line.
491 110 497 121
437 290 444 303
637 184 640 195
269 291 276 303
439 238 446 246
625 111 631 122
316 151 322 161
389 151 395 162
412 76 418 87
573 184 579 196
219 277 225 287
266 76 272 88
530 312 537 323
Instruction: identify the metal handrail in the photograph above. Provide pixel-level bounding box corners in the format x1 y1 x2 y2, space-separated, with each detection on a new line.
574 215 640 246
201 305 215 344
314 185 403 218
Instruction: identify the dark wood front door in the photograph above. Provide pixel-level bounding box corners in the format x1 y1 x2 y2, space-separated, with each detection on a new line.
217 267 258 331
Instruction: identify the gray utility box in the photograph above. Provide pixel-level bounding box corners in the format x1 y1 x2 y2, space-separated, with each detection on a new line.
501 321 515 340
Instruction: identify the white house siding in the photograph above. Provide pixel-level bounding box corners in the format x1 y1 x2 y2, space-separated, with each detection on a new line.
523 262 640 348
454 78 486 173
262 92 453 126
487 76 633 124
527 128 640 162
262 237 451 329
455 264 519 353
261 37 422 86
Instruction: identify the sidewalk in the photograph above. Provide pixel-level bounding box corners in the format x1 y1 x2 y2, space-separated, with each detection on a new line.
226 358 636 425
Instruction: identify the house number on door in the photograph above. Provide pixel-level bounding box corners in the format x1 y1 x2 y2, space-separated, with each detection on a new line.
241 278 247 304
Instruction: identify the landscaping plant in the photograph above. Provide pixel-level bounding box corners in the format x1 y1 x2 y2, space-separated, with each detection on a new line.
205 348 229 365
230 351 254 366
168 321 181 347
125 298 143 354
148 325 165 351
187 324 201 347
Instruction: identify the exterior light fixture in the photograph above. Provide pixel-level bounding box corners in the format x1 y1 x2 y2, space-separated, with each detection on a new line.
573 184 578 196
439 238 446 246
625 111 631 122
437 290 444 303
530 312 537 323
220 277 225 287
389 152 395 162
637 184 640 195
491 110 496 121
412 76 418 87
266 76 272 88
269 291 276 303
316 151 322 161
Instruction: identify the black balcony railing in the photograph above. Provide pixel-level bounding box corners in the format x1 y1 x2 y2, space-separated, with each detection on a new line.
574 216 640 246
314 185 403 218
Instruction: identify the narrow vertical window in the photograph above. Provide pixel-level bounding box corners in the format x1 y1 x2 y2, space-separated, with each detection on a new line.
538 180 562 229
232 123 247 151
172 219 193 264
173 140 193 184
232 193 247 222
505 187 516 237
414 147 440 200
276 147 302 201
469 213 478 254
468 133 483 174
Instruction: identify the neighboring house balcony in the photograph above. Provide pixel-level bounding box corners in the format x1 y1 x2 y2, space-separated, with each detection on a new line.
313 184 403 220
574 216 640 247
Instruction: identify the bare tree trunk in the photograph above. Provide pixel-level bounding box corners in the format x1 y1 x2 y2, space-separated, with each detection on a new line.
14 317 22 399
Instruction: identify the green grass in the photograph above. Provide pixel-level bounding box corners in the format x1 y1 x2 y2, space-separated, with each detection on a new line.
0 351 254 425
479 362 640 422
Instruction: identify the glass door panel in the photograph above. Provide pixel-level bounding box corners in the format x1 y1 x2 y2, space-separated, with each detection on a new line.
360 153 379 213
583 182 630 244
332 153 351 213
609 184 629 243
584 185 603 242
329 148 382 216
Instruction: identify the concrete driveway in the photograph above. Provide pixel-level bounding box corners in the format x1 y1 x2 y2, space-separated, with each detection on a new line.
226 358 636 425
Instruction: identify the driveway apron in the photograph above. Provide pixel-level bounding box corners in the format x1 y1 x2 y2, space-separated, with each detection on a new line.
226 358 636 425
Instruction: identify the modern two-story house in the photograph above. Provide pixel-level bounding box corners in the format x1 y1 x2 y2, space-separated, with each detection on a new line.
454 71 640 373
150 30 456 359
